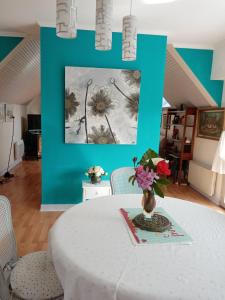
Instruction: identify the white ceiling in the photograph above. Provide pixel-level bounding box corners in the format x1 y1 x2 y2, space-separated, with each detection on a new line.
0 0 225 48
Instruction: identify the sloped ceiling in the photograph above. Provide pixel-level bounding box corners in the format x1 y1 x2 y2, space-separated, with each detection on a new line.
0 38 219 107
164 45 218 108
0 34 40 104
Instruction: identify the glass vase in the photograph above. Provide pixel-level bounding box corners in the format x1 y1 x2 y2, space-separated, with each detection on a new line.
141 191 156 219
90 175 101 184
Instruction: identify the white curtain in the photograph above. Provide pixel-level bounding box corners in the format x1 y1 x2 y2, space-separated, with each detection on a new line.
212 131 225 207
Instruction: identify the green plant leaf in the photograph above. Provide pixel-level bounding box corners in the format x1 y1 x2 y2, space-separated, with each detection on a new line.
128 175 134 183
153 182 164 198
140 148 158 166
131 176 136 186
146 159 156 170
157 177 171 185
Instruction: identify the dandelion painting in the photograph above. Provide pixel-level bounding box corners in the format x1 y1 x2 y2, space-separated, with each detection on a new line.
65 67 141 144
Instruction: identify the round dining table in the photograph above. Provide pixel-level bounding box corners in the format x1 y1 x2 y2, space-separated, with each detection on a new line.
48 194 225 300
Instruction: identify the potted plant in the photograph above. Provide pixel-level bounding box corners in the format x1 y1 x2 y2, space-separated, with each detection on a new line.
129 149 171 219
85 166 108 184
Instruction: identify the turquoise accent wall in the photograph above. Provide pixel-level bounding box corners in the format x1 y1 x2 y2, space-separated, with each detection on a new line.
41 27 167 204
176 48 224 106
0 36 23 61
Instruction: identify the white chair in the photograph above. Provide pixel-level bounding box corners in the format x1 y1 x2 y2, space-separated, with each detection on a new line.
0 195 63 300
0 265 10 300
110 167 142 195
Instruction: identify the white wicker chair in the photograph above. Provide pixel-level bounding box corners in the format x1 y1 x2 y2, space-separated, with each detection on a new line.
0 195 63 300
110 167 142 195
0 265 10 300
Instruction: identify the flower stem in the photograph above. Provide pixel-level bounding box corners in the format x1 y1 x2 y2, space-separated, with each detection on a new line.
105 114 117 144
110 78 134 102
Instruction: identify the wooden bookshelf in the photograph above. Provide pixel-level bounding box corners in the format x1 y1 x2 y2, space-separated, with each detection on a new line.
164 107 197 184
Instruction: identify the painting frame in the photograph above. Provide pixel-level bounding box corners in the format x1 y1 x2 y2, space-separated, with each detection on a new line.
197 108 225 140
65 66 141 145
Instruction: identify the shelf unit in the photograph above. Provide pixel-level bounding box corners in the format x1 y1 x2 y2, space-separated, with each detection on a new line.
170 124 194 128
164 107 197 184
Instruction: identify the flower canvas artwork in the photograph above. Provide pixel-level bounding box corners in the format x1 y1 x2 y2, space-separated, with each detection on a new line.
65 66 141 144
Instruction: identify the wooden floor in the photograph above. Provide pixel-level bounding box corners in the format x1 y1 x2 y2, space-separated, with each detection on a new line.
0 161 61 256
0 160 224 256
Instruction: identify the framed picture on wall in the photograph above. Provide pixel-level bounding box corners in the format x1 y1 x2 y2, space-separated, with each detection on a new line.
197 108 225 140
5 104 14 122
64 66 141 145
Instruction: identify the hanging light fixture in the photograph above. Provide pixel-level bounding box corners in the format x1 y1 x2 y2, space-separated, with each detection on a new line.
56 0 77 39
122 0 137 61
95 0 113 50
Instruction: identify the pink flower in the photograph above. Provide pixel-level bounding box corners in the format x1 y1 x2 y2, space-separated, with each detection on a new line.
135 165 144 174
135 167 158 191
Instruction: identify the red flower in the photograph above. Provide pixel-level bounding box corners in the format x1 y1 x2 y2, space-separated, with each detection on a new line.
156 160 171 176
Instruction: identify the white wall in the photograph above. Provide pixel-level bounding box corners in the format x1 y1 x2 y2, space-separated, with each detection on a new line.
211 39 225 107
211 39 225 80
222 87 225 108
0 104 26 175
26 95 40 115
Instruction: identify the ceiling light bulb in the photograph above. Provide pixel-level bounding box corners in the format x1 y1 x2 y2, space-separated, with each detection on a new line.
142 0 179 4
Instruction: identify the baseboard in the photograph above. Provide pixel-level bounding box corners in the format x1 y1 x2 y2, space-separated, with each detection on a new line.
0 158 22 176
40 204 75 211
190 184 221 206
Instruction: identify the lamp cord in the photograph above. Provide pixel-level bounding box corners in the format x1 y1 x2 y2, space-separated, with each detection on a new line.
130 0 133 15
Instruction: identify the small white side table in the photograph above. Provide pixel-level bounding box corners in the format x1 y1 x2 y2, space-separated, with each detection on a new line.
82 180 112 202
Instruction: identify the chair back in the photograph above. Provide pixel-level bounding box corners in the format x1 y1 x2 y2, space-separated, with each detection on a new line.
111 167 142 195
0 196 17 271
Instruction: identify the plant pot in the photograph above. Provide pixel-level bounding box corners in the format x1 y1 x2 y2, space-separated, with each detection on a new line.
90 175 101 184
141 191 156 219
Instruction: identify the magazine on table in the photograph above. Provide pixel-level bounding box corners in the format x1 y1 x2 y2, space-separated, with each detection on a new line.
120 207 193 245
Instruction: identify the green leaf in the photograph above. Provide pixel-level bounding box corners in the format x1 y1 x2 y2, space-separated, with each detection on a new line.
146 159 155 170
128 175 134 183
149 149 158 158
131 176 136 186
140 148 158 166
153 182 164 198
157 177 171 185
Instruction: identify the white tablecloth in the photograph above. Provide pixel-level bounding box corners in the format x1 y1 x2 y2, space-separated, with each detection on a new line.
48 195 225 300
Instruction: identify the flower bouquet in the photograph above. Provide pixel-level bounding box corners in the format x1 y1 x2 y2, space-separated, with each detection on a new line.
129 149 171 232
85 166 108 184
